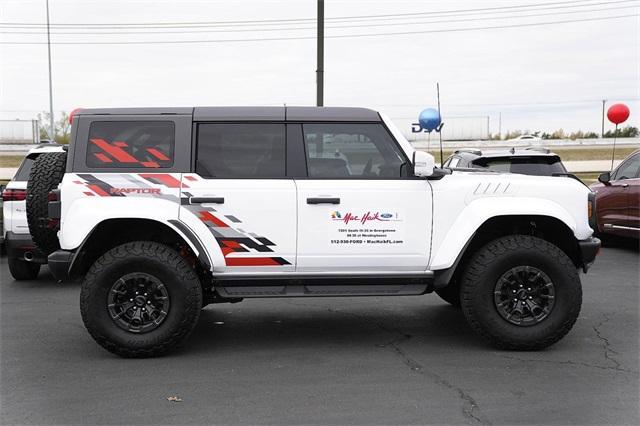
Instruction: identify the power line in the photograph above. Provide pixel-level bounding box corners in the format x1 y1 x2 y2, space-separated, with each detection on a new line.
0 0 635 29
0 13 635 45
1 4 636 35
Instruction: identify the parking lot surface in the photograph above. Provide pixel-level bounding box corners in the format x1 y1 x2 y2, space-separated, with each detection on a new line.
1 243 638 425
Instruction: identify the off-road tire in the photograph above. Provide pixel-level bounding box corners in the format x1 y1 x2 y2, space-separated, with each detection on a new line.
8 257 40 280
460 235 582 350
80 241 203 358
435 281 461 308
26 151 67 255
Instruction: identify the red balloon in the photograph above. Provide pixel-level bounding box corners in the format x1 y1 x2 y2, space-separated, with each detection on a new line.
607 103 630 125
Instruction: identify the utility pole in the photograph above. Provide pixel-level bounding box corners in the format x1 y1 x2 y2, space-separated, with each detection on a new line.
46 0 55 140
487 116 490 141
316 0 324 107
601 100 606 138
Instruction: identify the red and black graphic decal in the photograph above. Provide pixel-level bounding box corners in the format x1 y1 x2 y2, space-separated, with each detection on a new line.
75 174 125 197
195 209 290 266
72 173 184 197
139 174 186 188
90 138 172 169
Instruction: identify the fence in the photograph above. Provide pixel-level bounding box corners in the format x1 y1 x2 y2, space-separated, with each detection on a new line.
394 116 490 142
0 120 40 144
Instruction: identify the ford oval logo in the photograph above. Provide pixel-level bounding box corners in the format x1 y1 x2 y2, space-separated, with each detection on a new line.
380 213 393 219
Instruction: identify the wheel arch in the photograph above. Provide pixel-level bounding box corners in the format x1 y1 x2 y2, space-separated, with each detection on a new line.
433 214 582 288
68 218 211 280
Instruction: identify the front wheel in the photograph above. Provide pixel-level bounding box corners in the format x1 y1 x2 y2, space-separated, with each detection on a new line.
460 235 582 350
80 241 203 358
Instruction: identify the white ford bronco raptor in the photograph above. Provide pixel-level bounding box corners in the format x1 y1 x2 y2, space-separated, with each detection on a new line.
34 106 599 357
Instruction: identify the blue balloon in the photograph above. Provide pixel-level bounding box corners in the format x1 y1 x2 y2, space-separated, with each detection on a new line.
418 108 441 132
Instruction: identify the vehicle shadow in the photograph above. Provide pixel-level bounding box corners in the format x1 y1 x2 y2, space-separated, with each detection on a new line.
0 265 80 289
600 235 639 253
184 299 489 355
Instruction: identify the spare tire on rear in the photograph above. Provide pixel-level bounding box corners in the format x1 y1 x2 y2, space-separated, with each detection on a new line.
27 151 67 256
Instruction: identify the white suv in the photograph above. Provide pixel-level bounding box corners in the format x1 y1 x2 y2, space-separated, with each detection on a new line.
2 144 64 280
35 107 599 357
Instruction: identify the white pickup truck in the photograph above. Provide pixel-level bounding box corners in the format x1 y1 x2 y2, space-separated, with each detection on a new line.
28 106 599 357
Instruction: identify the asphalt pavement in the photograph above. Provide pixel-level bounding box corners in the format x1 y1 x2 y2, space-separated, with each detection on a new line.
1 242 638 425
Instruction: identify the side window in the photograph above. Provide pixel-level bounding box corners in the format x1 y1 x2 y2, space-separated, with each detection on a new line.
613 154 640 180
86 121 174 168
475 159 511 172
302 123 407 178
196 123 285 178
448 157 461 168
14 156 35 181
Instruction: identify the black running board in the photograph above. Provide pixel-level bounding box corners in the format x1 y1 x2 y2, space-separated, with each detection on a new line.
213 273 434 298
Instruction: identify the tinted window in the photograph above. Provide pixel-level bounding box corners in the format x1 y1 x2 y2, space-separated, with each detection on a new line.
302 123 406 178
473 157 566 176
613 154 640 180
196 123 285 178
86 121 174 169
14 156 35 181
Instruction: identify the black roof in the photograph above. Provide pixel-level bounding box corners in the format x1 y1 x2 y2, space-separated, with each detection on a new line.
76 106 381 122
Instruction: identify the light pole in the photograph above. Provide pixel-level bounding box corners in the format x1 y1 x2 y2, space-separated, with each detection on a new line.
601 99 606 138
46 0 54 140
316 0 324 107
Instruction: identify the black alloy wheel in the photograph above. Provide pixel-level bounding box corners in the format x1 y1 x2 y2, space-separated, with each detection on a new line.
493 266 555 326
107 272 170 333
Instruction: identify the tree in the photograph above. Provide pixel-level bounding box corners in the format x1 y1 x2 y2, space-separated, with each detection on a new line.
604 126 639 138
37 111 71 144
549 129 566 140
503 130 522 140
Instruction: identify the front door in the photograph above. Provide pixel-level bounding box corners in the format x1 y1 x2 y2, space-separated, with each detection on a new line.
599 152 640 235
179 122 296 273
294 122 432 272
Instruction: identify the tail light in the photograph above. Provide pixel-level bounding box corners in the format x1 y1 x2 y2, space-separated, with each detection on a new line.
48 189 61 230
588 192 597 231
2 188 27 201
69 108 82 125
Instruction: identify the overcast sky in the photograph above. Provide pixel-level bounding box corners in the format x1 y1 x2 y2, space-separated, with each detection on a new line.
1 0 638 137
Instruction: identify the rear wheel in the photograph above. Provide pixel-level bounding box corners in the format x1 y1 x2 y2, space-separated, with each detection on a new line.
8 257 40 280
80 241 203 358
26 151 67 255
460 235 581 350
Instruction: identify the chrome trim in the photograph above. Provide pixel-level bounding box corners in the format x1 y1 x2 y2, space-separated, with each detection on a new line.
603 224 640 231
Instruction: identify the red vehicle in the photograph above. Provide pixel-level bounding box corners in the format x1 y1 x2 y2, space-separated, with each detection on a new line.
590 149 640 238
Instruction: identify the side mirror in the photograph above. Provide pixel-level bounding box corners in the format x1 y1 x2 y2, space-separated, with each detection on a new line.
413 151 435 177
598 172 611 185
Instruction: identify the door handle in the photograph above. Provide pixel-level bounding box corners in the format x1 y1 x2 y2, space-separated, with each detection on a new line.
622 184 629 188
189 197 224 204
307 197 340 205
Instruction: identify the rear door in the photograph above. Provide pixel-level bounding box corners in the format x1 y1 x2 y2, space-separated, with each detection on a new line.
294 122 432 272
179 122 296 272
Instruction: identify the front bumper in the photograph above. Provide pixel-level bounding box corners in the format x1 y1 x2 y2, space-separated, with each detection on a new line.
578 237 601 273
5 231 47 263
